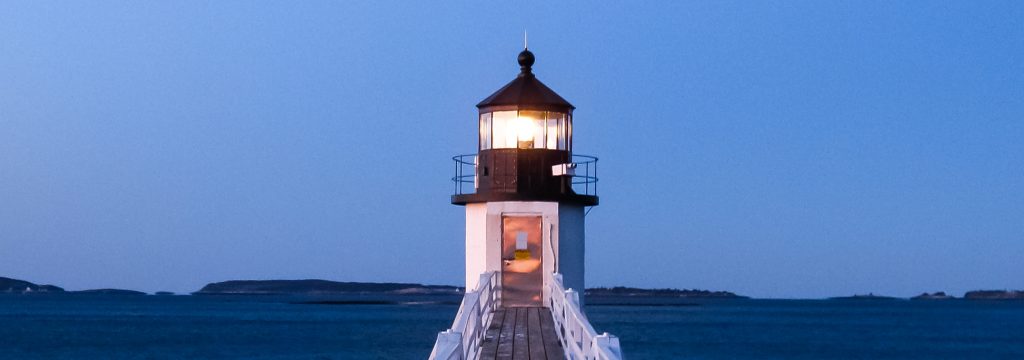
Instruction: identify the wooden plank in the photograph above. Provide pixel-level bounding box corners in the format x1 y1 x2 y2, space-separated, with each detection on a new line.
479 308 506 360
539 309 564 360
495 308 517 360
527 308 547 359
512 308 530 359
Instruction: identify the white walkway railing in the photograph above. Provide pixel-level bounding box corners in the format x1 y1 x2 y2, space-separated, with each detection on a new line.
429 272 498 360
547 273 623 360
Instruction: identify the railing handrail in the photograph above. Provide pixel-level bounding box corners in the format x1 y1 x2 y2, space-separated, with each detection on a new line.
547 272 624 360
451 153 599 196
429 271 498 360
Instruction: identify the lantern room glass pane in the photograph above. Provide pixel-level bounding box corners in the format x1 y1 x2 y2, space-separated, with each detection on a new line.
479 112 492 150
491 111 515 149
484 110 569 150
518 110 544 149
546 118 558 149
566 114 572 151
547 112 567 150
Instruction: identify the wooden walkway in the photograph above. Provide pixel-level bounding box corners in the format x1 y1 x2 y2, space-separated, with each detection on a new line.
478 307 564 360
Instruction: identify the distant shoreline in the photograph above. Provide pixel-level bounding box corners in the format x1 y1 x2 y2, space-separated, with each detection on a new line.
4 276 1023 300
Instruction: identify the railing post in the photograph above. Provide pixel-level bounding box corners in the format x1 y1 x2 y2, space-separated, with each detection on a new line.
586 161 590 194
429 329 464 360
468 300 479 358
565 288 580 309
564 288 579 349
593 333 622 359
461 291 480 321
478 273 491 293
473 155 479 191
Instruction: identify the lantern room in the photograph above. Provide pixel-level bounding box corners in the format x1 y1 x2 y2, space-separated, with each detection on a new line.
452 48 596 207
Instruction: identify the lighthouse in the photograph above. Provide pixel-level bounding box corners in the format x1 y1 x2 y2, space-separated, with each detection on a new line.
432 48 620 360
452 47 598 308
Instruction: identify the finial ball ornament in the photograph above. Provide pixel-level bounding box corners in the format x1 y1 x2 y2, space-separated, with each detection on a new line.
518 49 535 73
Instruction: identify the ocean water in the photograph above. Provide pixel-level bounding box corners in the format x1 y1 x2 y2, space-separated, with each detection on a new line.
2 295 1023 359
587 298 1024 359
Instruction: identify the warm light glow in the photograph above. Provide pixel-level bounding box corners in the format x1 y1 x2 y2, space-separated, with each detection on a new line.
505 258 542 273
512 116 539 147
481 110 566 150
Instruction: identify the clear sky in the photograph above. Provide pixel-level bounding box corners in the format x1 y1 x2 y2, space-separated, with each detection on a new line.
1 1 1021 298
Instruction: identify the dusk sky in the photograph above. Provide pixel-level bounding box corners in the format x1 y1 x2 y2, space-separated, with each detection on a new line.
1 1 1021 298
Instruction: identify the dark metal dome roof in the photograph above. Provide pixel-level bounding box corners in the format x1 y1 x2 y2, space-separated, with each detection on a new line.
476 49 574 111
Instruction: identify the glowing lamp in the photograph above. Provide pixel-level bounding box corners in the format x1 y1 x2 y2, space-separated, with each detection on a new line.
479 110 569 150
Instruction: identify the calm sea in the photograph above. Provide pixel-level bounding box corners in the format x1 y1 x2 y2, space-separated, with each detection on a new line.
2 294 1023 359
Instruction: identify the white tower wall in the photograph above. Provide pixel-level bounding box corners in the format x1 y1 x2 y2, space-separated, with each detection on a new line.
464 203 490 291
464 201 587 306
558 203 586 306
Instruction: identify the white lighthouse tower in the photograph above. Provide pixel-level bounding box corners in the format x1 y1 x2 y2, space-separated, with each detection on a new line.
432 48 620 360
452 47 597 307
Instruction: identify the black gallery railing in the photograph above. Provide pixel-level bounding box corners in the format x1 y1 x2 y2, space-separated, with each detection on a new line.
452 153 598 197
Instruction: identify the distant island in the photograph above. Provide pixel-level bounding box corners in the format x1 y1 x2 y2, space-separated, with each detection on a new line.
1 277 145 295
829 293 898 300
906 291 1024 300
194 280 463 295
6 275 1024 300
964 290 1024 300
1 276 744 298
585 286 746 299
833 291 1024 301
911 292 956 300
73 289 147 296
1 277 64 293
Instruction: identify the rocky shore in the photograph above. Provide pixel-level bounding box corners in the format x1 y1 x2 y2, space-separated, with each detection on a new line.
194 279 463 295
585 286 746 298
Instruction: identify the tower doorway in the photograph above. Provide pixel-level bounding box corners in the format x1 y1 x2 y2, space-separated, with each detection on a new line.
501 215 543 307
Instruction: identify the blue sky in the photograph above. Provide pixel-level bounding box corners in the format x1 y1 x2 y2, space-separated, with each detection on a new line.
1 1 1021 298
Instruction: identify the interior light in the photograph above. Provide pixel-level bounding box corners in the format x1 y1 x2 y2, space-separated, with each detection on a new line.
514 116 538 149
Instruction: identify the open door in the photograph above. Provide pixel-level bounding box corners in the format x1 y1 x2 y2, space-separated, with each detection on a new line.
501 215 543 307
